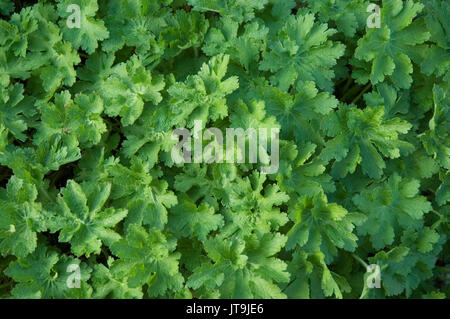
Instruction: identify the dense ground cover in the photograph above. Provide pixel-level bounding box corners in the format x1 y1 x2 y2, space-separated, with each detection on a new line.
0 0 448 299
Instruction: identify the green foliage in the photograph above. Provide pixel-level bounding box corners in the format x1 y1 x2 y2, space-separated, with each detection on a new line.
286 192 365 262
0 0 447 299
187 233 290 298
100 55 165 126
354 0 429 88
0 176 45 258
56 0 109 54
260 13 345 92
110 224 184 297
47 180 127 257
353 173 432 249
5 243 92 298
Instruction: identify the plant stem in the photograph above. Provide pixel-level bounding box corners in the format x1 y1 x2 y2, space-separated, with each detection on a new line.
352 253 368 269
436 266 450 274
342 76 353 93
359 287 370 299
431 210 443 218
341 84 361 102
0 281 12 290
351 83 372 105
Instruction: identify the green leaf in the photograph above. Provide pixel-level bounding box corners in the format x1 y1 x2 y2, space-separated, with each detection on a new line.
286 192 364 262
5 243 92 298
353 173 432 249
188 0 268 22
0 176 46 257
260 13 345 92
320 104 414 179
0 83 34 141
107 157 177 230
187 233 290 298
304 0 369 37
354 0 429 88
100 55 165 126
169 194 223 241
283 251 348 299
48 180 127 257
92 258 143 299
420 84 450 169
35 91 106 147
110 224 184 297
57 0 109 54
